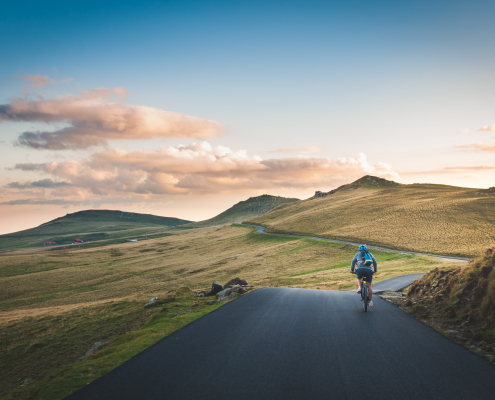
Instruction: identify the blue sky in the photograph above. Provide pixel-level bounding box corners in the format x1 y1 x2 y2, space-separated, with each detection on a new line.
1 0 495 233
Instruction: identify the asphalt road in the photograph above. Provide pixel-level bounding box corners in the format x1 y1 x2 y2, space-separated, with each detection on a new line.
242 224 471 261
67 288 495 400
372 273 425 293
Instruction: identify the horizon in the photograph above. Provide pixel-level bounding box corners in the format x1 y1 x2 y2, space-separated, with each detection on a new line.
1 0 494 234
1 174 488 235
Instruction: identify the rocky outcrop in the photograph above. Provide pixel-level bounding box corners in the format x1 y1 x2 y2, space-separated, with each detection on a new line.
207 281 224 296
196 278 253 302
224 277 248 288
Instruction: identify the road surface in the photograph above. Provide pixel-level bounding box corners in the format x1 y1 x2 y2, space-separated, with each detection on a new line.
372 273 425 293
242 224 471 261
67 288 495 400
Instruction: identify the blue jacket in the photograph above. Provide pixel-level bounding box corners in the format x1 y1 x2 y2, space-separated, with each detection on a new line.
351 251 377 273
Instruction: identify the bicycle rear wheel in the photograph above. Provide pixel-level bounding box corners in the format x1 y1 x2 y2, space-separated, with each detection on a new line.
362 283 368 312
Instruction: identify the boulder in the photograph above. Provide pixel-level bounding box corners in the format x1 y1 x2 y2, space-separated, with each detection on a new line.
218 292 238 303
216 288 229 299
80 341 109 359
224 277 248 288
207 281 224 296
144 296 159 308
237 287 247 294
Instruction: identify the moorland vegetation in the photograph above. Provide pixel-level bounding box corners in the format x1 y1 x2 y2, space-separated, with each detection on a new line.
249 176 495 257
0 224 460 399
386 247 495 363
181 194 299 228
0 210 190 251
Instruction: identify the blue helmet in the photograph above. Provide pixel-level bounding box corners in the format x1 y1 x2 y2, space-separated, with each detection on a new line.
359 245 367 251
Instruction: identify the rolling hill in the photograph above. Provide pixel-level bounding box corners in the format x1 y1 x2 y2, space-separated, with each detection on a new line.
182 194 300 228
248 175 495 258
0 210 191 251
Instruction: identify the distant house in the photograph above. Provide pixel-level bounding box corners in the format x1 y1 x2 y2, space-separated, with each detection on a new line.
43 241 56 245
74 239 83 243
129 239 137 242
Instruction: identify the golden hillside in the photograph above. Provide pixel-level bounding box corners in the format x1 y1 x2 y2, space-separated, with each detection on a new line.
248 176 495 257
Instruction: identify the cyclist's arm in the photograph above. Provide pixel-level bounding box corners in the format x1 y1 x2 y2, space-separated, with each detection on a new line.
350 254 357 273
372 257 377 273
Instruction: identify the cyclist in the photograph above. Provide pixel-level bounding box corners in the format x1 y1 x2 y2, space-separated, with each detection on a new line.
351 245 377 306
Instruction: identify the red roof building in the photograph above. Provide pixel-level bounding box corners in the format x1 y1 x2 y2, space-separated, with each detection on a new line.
74 239 83 243
43 241 56 245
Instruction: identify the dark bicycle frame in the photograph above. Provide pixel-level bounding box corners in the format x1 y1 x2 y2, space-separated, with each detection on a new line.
361 276 370 312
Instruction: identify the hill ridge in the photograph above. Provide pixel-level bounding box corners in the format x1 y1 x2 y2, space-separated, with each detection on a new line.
183 194 299 228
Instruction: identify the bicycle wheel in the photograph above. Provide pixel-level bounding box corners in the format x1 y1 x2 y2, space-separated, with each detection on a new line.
362 283 368 312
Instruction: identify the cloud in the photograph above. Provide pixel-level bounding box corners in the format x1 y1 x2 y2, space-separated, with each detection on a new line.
265 146 322 154
400 164 495 175
6 179 72 189
0 88 224 150
15 128 107 150
460 143 495 153
9 142 398 198
478 124 495 132
15 74 54 88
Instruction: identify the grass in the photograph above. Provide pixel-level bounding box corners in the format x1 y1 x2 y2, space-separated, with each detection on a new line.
181 194 299 228
248 177 495 258
384 247 495 363
0 209 190 251
3 287 224 400
0 224 466 399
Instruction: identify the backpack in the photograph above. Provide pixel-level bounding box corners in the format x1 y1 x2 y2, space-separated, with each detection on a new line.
360 250 373 266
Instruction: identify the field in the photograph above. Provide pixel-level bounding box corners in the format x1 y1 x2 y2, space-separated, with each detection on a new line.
0 224 464 399
0 209 190 251
249 179 495 258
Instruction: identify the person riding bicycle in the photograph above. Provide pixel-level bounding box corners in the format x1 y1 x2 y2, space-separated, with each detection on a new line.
351 245 377 306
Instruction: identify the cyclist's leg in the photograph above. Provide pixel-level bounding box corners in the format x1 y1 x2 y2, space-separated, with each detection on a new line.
367 282 373 300
366 270 373 299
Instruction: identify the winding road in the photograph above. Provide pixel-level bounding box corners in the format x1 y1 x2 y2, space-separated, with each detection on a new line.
67 287 495 400
242 224 471 261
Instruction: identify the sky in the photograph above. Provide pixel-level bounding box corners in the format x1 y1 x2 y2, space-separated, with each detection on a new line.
1 0 495 234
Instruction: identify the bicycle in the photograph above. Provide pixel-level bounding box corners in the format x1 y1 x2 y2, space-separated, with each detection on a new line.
361 275 370 312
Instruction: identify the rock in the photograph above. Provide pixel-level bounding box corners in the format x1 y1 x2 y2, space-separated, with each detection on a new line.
224 277 247 288
237 287 247 294
207 281 224 296
313 191 327 199
80 342 109 359
144 296 159 308
216 289 229 299
206 300 216 305
218 292 238 303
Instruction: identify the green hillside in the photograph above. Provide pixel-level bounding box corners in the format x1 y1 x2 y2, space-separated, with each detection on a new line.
248 176 495 258
183 194 300 228
0 210 191 251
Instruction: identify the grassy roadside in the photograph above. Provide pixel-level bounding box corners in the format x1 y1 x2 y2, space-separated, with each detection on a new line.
3 288 226 400
1 225 465 398
381 247 495 365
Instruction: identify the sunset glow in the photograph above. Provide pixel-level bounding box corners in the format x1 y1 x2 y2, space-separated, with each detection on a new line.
1 0 494 234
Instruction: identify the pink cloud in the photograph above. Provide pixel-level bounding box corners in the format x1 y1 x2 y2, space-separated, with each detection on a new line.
8 142 399 198
15 74 54 88
265 146 322 154
461 143 495 153
0 88 224 149
478 124 495 132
